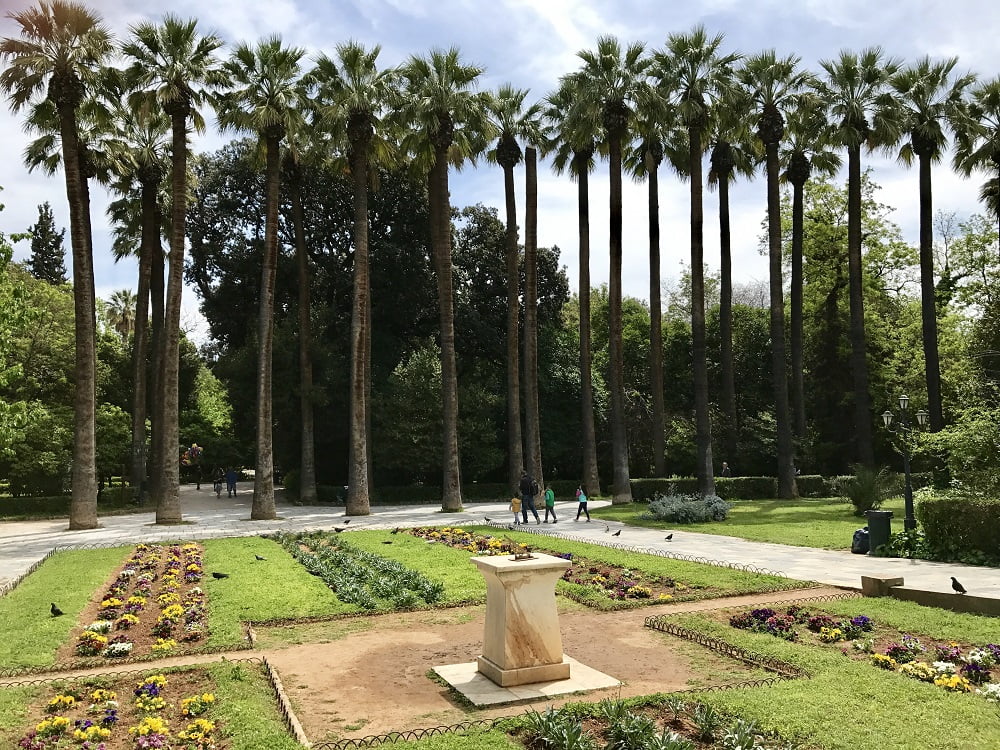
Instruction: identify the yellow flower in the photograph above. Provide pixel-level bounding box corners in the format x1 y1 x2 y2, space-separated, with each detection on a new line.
90 688 117 702
151 638 177 654
73 725 111 742
46 694 75 712
129 716 170 736
138 674 167 688
100 597 123 609
657 593 674 602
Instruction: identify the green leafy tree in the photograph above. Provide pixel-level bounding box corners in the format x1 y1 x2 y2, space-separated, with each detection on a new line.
0 192 31 452
26 202 67 284
1 0 114 529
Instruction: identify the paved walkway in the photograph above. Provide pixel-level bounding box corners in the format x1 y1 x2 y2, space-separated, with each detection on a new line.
1 485 997 599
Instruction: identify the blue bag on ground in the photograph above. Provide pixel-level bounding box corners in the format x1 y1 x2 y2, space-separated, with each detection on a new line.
851 527 870 554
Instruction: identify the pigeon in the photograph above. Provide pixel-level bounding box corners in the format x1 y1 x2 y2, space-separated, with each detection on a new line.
391 527 401 534
664 534 673 541
211 571 230 579
507 524 515 530
333 526 346 533
612 529 621 537
343 519 351 525
484 517 493 522
951 576 967 594
50 603 64 617
254 554 267 561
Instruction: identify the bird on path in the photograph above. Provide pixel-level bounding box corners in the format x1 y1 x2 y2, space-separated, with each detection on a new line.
50 603 64 617
951 576 967 594
484 517 493 522
211 572 230 580
664 534 673 541
343 519 351 525
604 525 610 533
333 526 346 533
391 527 401 534
254 554 267 561
507 524 515 530
612 529 621 537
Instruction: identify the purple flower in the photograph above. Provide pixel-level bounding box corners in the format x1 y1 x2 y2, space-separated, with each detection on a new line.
961 663 992 685
850 615 874 631
750 608 777 621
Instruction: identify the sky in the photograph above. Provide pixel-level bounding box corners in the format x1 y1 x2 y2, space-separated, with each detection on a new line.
1 0 999 345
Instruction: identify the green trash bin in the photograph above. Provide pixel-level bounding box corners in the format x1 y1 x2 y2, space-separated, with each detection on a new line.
865 510 893 555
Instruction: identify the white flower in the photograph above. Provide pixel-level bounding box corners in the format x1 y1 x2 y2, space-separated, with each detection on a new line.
85 621 114 634
977 684 1000 702
932 661 957 674
968 649 995 666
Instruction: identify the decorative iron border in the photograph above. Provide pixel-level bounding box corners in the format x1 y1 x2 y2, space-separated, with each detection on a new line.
311 719 503 749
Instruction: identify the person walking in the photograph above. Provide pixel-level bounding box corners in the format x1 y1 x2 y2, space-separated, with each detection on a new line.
575 484 590 522
518 470 541 524
543 484 557 523
212 466 224 497
509 496 522 525
225 467 238 497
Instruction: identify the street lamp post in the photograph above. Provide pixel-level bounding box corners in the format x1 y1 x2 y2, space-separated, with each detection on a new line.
881 394 929 532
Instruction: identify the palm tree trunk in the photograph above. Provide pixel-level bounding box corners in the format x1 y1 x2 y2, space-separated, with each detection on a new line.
718 172 737 466
608 135 632 504
59 107 98 530
148 223 165 504
430 152 462 511
251 133 281 520
347 146 371 516
154 111 186 524
523 146 543 490
846 144 874 466
918 154 943 431
130 177 155 497
290 176 317 503
648 159 665 477
689 128 716 496
766 143 797 499
790 180 807 438
503 162 523 490
577 164 601 494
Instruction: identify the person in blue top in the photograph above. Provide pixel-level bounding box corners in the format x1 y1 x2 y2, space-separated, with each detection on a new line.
575 485 590 522
225 467 239 497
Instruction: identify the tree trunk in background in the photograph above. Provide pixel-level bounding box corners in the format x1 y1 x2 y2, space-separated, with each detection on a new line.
502 160 523 490
290 176 317 504
130 175 156 498
648 154 665 477
846 144 874 466
250 133 281 520
523 147 543 489
689 127 716 496
718 171 737 468
790 178 807 439
918 153 943 432
608 134 632 504
148 221 164 505
577 158 601 495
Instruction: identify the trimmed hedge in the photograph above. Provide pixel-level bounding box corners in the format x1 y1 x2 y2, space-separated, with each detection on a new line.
0 486 135 519
917 491 1000 565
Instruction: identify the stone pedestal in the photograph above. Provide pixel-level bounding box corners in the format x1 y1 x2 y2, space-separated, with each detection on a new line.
472 552 571 687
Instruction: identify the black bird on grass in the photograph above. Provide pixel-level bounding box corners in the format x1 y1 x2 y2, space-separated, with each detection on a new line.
951 576 967 594
391 527 401 534
664 534 673 541
50 603 63 617
612 529 621 537
506 524 515 530
211 571 230 580
333 526 346 533
255 554 267 561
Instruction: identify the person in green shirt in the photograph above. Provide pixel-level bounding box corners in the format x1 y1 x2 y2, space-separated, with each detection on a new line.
543 485 557 523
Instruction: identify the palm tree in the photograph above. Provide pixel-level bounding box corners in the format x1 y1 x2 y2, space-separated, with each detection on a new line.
738 50 811 499
817 48 903 467
398 48 490 511
122 14 224 523
0 0 113 530
523 135 547 491
780 100 841 439
485 84 541 491
655 26 740 496
216 36 306 521
543 76 602 495
707 104 757 467
104 288 137 341
954 77 1000 251
891 57 975 433
573 36 650 504
309 42 398 516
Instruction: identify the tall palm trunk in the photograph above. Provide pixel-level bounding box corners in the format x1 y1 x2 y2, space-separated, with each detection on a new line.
790 175 807 438
347 133 372 516
764 136 797 498
647 152 665 477
251 132 281 520
148 223 165 504
717 170 737 465
430 148 462 511
289 175 317 503
130 174 156 496
576 154 601 495
523 146 543 488
155 106 187 523
689 127 716 496
917 152 943 431
57 96 98 530
608 133 632 504
846 144 874 466
502 159 523 489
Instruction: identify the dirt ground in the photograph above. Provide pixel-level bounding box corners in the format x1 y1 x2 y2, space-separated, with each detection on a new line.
264 587 840 744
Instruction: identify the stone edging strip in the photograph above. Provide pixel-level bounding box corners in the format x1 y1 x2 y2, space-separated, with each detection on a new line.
262 656 312 747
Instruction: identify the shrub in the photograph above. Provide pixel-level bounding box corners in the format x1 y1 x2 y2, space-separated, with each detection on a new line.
640 489 731 524
916 488 1000 565
838 464 899 516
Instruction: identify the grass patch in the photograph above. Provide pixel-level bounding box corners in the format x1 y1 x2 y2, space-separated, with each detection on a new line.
0 685 41 749
202 537 351 648
664 609 1000 750
592 496 907 550
393 729 522 749
0 547 129 668
208 660 302 750
815 597 1000 645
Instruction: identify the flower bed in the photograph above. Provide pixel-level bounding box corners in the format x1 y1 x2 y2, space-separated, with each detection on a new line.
406 526 717 609
60 543 208 664
726 605 1000 703
16 668 222 749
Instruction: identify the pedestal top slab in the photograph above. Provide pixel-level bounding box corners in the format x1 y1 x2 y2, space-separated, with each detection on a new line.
471 552 572 574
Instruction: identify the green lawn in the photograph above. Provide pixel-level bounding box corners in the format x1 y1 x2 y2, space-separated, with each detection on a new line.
590 496 907 550
209 661 304 750
0 685 41 749
669 600 1000 750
